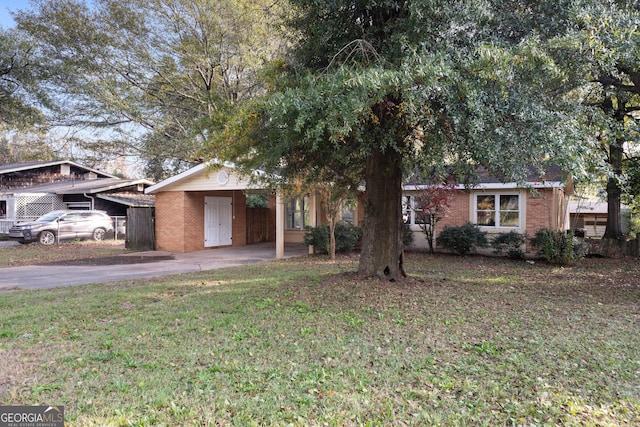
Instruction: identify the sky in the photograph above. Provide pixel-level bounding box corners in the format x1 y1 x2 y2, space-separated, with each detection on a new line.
0 0 31 29
1 0 95 29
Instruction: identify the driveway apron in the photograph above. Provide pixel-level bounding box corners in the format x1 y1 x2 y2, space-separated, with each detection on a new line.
0 243 309 291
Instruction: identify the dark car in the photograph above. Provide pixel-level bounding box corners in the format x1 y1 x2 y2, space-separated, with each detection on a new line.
8 210 115 245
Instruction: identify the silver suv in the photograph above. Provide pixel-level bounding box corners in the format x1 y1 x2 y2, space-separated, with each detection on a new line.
8 210 114 245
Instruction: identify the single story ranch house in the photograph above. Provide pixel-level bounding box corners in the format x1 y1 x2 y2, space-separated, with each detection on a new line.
146 162 572 257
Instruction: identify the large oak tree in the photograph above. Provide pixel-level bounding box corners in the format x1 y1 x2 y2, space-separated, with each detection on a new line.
216 0 582 280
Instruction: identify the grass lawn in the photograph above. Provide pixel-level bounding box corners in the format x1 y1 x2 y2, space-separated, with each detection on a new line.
0 251 639 426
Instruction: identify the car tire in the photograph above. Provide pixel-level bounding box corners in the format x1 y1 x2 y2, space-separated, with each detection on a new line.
92 228 106 241
39 230 56 245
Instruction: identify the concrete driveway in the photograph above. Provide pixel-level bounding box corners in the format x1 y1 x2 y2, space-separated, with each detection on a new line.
0 243 309 291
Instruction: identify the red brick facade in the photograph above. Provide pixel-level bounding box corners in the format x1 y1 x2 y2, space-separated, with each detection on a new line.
435 189 470 230
423 187 568 254
155 190 255 252
525 188 567 233
435 188 566 233
154 183 568 255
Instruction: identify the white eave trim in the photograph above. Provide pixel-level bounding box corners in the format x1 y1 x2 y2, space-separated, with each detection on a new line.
79 179 154 194
403 181 565 191
146 163 210 195
96 194 154 207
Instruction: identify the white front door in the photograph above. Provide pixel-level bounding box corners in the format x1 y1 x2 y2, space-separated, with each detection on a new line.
204 196 233 247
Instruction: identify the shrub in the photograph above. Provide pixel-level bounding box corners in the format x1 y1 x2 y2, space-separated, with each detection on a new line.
403 224 415 248
436 222 488 256
624 209 640 239
245 194 269 208
491 231 527 259
303 221 362 254
530 229 587 265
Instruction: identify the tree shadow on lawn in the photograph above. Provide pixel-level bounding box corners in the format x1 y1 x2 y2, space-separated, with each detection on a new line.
283 251 640 309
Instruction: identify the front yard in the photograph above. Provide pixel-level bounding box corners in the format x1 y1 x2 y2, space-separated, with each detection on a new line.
0 240 129 267
0 250 639 425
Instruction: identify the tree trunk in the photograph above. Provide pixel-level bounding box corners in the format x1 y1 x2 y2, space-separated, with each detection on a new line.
329 216 336 261
358 145 406 281
427 213 436 254
604 139 624 240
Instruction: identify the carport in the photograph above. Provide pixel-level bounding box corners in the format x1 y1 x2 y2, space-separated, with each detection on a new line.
145 162 318 258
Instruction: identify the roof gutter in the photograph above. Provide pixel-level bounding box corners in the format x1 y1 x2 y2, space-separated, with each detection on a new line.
403 181 565 191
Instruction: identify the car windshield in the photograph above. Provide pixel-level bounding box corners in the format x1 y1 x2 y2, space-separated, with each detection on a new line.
35 211 66 222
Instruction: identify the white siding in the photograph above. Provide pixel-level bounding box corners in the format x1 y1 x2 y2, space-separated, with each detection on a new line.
167 167 264 192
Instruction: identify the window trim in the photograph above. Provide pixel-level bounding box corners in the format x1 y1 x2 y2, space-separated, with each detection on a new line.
403 195 431 227
340 198 357 224
403 195 417 226
285 195 310 230
473 192 522 229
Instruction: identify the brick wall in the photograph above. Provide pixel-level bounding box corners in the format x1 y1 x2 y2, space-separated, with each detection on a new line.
231 191 247 246
183 192 205 252
525 188 566 231
524 188 568 254
154 190 248 253
426 188 568 254
155 191 187 252
436 189 470 230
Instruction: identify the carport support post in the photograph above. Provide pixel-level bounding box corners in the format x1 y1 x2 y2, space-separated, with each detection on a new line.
276 193 285 259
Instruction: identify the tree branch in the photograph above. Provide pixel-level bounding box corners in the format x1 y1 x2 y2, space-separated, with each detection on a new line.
617 64 640 94
593 75 636 92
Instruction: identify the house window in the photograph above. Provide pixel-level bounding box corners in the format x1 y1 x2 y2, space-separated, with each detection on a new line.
475 194 520 228
402 196 411 224
0 200 5 218
286 196 309 230
402 195 428 226
341 199 357 224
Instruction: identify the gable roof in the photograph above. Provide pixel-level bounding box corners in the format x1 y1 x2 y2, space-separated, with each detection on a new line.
145 163 210 194
147 161 570 195
145 161 268 194
0 160 117 178
1 178 154 195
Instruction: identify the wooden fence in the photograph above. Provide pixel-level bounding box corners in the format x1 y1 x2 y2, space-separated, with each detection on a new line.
126 207 155 250
246 207 274 244
585 236 640 257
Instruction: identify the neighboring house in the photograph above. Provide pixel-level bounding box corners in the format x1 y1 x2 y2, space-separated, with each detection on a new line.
0 160 116 188
0 160 155 234
569 199 629 238
147 162 571 257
